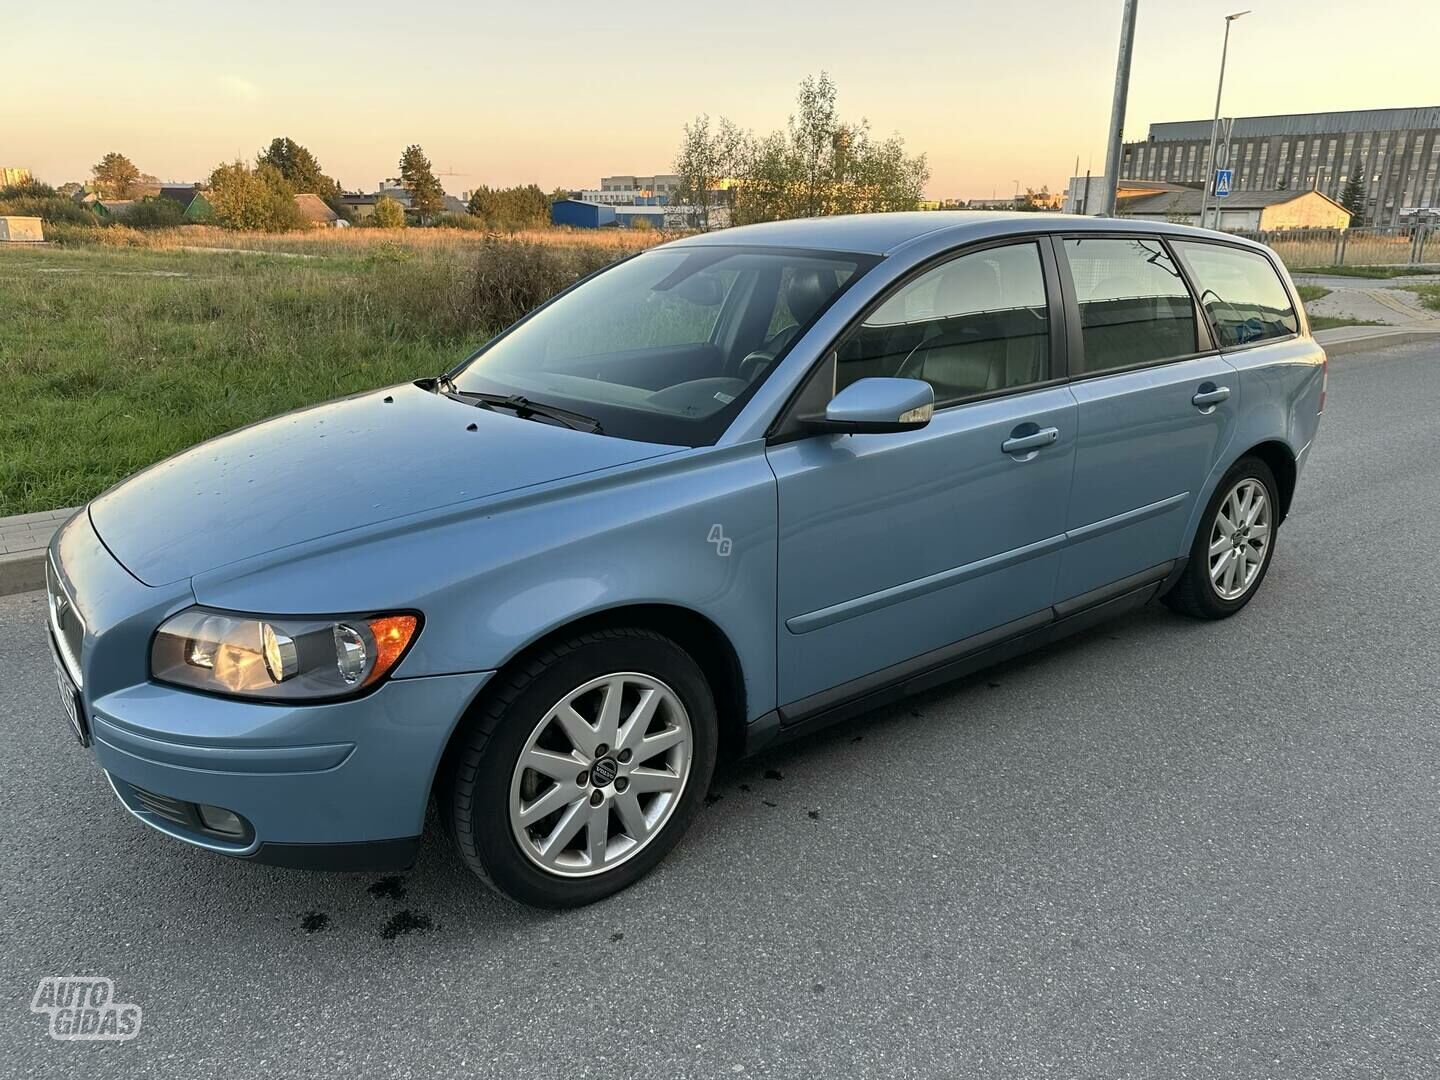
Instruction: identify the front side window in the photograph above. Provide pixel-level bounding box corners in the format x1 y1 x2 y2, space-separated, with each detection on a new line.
455 247 869 446
1062 236 1198 375
1172 241 1299 347
835 242 1051 402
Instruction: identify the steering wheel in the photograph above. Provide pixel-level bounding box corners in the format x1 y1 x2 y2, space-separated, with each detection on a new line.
738 349 776 384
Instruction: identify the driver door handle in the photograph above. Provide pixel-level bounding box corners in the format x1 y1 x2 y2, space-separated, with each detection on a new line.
1192 385 1231 408
1001 427 1060 455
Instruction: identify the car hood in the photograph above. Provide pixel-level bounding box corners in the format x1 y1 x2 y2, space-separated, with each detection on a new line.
89 383 678 586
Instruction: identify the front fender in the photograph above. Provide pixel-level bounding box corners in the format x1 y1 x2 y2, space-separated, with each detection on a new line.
190 442 780 722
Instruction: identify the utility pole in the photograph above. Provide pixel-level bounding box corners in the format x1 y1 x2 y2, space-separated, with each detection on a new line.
1199 11 1249 230
1100 0 1139 216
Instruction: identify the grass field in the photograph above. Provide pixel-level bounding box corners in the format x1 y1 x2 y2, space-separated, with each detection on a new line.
1295 265 1440 279
0 231 652 515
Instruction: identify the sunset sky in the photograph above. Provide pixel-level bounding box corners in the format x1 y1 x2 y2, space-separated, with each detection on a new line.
7 0 1438 200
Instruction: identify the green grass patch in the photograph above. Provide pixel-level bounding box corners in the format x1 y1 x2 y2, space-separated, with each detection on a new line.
1295 265 1440 279
1296 285 1330 303
0 245 482 515
1307 315 1385 331
1412 284 1440 313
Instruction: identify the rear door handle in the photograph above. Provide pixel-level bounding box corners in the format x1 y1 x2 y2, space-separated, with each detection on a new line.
1001 427 1060 455
1192 385 1231 408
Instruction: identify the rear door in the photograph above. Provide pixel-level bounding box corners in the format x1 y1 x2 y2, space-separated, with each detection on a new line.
1053 234 1239 601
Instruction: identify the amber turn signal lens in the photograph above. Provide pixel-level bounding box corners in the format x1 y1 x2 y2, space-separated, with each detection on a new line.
362 615 419 686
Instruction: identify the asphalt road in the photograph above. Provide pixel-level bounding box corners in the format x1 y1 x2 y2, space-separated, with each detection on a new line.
3 339 1439 1079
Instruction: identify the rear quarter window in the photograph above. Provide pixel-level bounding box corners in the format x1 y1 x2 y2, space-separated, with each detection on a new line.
1172 242 1299 348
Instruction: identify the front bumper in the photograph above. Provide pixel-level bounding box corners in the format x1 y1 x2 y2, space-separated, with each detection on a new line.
91 671 490 863
49 508 492 868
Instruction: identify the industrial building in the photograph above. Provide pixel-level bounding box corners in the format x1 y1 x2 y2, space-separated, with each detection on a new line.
551 199 691 230
1119 106 1440 226
597 175 682 199
551 199 616 228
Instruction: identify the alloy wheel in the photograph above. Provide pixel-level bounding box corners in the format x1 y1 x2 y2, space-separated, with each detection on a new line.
1208 477 1271 601
508 672 693 878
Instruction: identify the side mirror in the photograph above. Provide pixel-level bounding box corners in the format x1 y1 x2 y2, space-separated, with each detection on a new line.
806 377 934 435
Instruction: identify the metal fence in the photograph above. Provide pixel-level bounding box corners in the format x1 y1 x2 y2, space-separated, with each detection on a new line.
1226 225 1438 270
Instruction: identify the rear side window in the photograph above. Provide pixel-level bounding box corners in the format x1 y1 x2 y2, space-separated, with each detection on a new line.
1172 241 1299 347
1061 237 1197 375
836 242 1051 402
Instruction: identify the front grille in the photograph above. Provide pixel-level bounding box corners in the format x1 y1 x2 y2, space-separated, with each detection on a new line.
128 784 194 829
46 557 86 688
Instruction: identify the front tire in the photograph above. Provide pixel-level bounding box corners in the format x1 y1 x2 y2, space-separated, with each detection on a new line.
441 627 717 908
1164 456 1279 620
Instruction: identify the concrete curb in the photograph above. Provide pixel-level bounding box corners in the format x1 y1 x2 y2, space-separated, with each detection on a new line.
1 324 1436 599
0 551 47 597
0 508 76 598
1313 326 1440 357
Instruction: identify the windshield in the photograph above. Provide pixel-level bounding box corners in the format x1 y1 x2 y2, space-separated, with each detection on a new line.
452 246 873 445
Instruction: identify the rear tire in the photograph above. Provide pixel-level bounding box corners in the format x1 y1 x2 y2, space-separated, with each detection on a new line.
1164 456 1279 620
440 627 717 908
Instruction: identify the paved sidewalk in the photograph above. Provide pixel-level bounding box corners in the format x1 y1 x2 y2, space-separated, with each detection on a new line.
1 325 1436 597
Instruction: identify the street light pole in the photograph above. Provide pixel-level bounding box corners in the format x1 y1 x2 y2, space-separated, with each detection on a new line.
1199 10 1249 230
1100 0 1139 216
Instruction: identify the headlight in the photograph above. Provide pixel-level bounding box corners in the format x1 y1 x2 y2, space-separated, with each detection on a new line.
151 608 419 701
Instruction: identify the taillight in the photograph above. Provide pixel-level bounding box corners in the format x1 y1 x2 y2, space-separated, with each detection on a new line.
1318 357 1328 414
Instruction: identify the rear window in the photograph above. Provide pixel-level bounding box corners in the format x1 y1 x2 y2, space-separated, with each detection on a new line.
1172 241 1299 348
1061 237 1198 375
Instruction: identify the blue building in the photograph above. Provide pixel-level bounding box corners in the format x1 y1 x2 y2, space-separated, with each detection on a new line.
551 200 616 228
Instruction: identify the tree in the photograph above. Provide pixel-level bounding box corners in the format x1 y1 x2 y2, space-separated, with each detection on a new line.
686 73 929 226
205 160 305 231
467 184 549 230
123 197 187 229
371 194 406 228
673 113 746 230
257 137 340 201
398 145 445 221
91 152 141 199
1338 164 1366 226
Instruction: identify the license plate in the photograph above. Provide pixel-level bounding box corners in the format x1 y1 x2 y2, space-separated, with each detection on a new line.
50 639 89 747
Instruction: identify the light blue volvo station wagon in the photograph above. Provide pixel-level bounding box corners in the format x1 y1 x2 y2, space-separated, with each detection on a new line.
47 213 1325 906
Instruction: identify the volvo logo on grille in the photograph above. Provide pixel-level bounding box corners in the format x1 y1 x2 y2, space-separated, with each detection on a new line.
591 758 619 787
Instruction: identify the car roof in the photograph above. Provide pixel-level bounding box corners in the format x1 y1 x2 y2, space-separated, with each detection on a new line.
665 211 1270 257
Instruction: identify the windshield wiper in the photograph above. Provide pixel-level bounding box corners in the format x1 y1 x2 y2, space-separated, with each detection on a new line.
443 386 604 435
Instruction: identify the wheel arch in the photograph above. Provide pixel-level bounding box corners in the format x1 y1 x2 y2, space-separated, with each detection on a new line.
1242 439 1298 523
431 603 749 805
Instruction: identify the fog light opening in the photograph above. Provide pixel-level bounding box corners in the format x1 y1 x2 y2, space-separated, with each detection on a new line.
197 803 249 839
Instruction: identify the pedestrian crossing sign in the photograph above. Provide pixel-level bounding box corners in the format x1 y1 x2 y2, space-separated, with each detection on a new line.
1214 169 1234 198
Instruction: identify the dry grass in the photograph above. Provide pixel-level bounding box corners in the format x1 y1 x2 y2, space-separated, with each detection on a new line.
48 222 673 257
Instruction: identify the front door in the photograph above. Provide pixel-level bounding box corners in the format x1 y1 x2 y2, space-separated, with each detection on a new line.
766 240 1077 707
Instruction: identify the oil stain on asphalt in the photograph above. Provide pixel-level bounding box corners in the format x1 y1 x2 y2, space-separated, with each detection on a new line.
380 911 433 940
367 876 407 901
